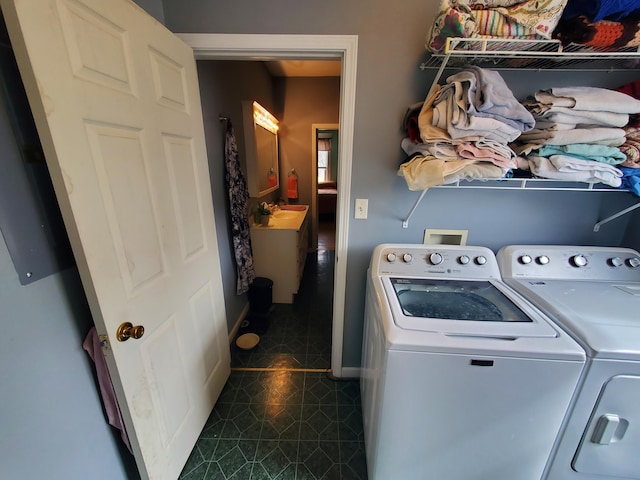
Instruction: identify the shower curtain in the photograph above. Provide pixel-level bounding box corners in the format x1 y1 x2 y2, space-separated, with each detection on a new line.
225 120 255 294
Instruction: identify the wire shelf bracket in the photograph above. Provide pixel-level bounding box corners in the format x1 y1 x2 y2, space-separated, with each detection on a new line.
593 201 640 232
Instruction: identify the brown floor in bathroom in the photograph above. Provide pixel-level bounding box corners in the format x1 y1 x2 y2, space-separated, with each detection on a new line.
179 243 367 479
317 217 336 252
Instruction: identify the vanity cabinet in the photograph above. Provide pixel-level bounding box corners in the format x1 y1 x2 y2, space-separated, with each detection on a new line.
250 206 309 303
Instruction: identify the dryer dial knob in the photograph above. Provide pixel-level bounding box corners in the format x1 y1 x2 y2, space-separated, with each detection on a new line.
429 252 443 265
475 255 487 266
536 255 550 265
402 253 413 263
458 255 470 265
627 257 640 268
608 257 623 267
570 254 588 268
518 255 532 265
386 252 397 263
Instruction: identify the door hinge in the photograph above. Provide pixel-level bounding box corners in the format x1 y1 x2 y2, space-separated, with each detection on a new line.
99 334 111 351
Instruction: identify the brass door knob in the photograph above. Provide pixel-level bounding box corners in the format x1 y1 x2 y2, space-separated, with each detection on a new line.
116 322 145 342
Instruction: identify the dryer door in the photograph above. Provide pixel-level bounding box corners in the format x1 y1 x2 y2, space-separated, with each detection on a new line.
572 375 640 479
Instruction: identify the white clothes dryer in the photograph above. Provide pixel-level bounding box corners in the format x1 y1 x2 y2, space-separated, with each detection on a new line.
498 245 640 480
361 244 585 480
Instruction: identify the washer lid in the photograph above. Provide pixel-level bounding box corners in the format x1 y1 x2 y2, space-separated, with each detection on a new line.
505 279 640 359
382 277 559 338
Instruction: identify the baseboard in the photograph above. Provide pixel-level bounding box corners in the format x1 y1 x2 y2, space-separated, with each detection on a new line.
228 303 250 344
335 366 360 379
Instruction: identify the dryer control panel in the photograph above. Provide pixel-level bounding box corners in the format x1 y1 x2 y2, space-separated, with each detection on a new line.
498 245 640 281
372 244 501 280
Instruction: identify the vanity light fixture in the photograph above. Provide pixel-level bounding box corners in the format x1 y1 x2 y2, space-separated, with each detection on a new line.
252 101 279 134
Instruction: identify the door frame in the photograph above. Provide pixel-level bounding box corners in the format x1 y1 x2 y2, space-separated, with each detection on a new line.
178 34 357 378
312 123 339 250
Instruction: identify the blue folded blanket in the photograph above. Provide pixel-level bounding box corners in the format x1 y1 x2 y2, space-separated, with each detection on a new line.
619 167 640 196
561 0 640 22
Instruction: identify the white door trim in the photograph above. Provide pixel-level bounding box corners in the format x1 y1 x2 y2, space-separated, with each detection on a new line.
177 33 357 378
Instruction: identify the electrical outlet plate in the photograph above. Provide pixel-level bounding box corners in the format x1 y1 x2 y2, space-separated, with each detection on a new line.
424 229 468 246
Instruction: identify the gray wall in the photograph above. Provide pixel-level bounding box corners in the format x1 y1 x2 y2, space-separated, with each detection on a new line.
163 0 639 367
197 60 277 330
0 234 136 479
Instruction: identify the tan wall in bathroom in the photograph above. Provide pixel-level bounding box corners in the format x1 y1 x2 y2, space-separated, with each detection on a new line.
274 77 340 209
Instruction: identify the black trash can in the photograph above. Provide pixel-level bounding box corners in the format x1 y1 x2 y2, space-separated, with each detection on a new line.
248 277 273 316
244 277 273 335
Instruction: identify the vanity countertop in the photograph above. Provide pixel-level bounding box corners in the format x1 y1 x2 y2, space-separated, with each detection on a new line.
252 205 308 230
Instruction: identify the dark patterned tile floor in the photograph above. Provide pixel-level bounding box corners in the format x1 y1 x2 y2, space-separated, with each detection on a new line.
180 252 367 480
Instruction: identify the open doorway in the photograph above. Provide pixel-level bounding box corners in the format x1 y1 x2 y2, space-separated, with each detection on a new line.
313 124 339 252
180 34 357 378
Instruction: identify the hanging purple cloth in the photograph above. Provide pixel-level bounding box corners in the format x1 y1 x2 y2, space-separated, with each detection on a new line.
224 120 255 294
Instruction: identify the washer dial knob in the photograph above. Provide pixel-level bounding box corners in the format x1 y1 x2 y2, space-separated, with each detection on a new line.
536 255 550 265
475 255 487 266
608 257 623 267
627 257 640 268
386 252 397 263
570 254 588 268
458 255 470 265
402 253 413 263
429 252 443 265
518 255 532 265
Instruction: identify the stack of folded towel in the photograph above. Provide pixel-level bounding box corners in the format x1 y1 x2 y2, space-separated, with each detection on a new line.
615 81 640 195
399 66 535 190
513 86 640 187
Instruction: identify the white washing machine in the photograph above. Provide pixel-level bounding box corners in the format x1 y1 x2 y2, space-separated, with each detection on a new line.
498 245 640 480
361 244 586 480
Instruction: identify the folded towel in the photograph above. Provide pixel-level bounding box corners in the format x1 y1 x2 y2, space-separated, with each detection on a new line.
433 91 522 143
446 67 535 132
398 154 476 190
442 162 508 184
533 120 577 131
475 139 515 159
620 125 640 167
535 144 627 165
526 108 629 128
401 138 459 158
457 142 517 168
418 84 452 144
518 127 626 146
526 155 623 186
534 87 640 114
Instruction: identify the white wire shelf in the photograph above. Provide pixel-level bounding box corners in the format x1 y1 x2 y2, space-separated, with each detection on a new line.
406 37 640 230
402 178 634 229
431 177 621 191
420 37 640 71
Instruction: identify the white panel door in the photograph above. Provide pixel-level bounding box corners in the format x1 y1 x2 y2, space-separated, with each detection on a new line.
0 0 230 478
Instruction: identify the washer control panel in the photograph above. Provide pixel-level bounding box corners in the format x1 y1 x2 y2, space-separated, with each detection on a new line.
374 244 501 279
498 245 640 281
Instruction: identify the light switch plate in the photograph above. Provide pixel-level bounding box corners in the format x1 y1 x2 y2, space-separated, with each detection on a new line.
355 198 368 219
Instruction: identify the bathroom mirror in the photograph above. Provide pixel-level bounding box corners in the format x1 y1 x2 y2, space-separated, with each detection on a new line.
242 101 279 197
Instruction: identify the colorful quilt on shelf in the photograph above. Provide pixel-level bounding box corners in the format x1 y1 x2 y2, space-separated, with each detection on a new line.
427 0 568 53
427 0 640 53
